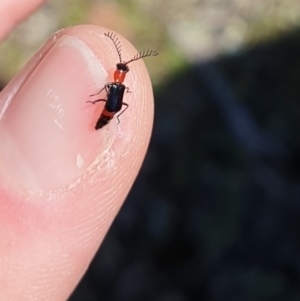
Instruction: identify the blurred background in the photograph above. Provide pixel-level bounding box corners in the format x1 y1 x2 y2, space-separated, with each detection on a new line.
2 0 300 300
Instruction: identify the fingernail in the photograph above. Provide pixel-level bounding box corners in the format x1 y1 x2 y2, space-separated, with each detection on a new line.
0 34 108 191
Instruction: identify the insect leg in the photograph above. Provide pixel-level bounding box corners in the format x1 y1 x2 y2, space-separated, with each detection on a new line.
116 102 129 124
89 83 111 97
125 87 132 93
86 99 107 105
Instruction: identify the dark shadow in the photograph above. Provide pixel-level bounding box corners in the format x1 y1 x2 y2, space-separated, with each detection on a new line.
70 28 300 301
0 81 7 91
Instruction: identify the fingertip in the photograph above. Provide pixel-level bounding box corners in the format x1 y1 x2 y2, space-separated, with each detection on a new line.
0 25 155 192
0 25 156 300
59 25 155 200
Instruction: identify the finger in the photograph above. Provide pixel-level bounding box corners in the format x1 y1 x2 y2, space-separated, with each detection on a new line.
0 0 47 40
0 25 154 300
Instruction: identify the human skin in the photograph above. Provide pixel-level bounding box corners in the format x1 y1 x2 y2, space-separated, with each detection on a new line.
0 1 154 300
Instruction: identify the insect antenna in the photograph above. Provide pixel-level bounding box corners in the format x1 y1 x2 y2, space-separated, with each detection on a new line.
104 32 123 63
125 49 158 65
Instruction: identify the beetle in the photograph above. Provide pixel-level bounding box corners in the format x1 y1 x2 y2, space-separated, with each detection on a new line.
88 32 158 129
